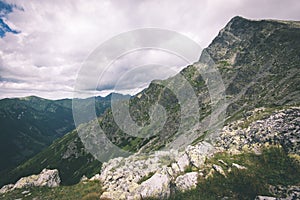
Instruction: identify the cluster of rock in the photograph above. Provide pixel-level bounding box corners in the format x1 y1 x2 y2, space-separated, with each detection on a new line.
95 140 251 200
92 107 300 200
0 169 60 194
1 107 299 199
216 107 300 154
94 141 218 200
255 185 300 200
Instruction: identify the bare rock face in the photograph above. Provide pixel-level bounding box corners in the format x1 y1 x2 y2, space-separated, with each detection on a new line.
216 107 300 155
186 142 216 168
175 172 198 192
232 163 247 170
254 185 300 199
35 169 61 187
0 169 60 194
97 141 217 200
267 185 300 200
139 172 171 199
13 175 39 189
176 153 190 172
212 164 226 177
0 184 14 194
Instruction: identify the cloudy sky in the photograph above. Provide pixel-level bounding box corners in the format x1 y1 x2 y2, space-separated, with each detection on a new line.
0 0 299 99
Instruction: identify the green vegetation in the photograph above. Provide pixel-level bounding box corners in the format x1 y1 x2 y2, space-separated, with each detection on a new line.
0 96 75 175
4 146 299 200
218 60 231 67
1 181 103 200
225 104 300 127
0 130 102 187
0 95 115 182
0 94 130 187
183 165 194 173
165 146 300 200
239 107 282 129
191 131 209 145
2 17 300 200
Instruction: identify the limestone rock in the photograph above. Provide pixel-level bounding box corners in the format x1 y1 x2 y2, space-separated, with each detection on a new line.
212 164 226 177
232 163 247 170
0 169 60 193
216 108 300 155
90 173 101 181
175 172 198 192
268 185 300 200
95 107 300 200
177 153 190 172
139 172 171 199
34 169 61 187
80 175 88 182
218 159 228 167
185 142 216 168
0 184 14 194
254 196 276 200
100 191 128 200
171 163 181 174
14 174 39 189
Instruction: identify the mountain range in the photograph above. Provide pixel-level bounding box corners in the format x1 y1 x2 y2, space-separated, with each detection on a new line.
0 16 299 199
0 93 130 185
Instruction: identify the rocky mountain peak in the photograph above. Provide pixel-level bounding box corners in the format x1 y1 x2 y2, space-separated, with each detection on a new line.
205 16 299 63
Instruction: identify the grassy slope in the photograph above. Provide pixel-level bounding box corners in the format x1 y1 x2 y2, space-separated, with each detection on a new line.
0 181 103 200
0 94 129 187
0 95 113 174
0 97 75 173
145 147 300 200
2 146 299 200
0 130 102 187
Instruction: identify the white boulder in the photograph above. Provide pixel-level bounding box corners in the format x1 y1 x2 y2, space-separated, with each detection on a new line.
139 172 171 199
0 168 60 193
175 172 198 192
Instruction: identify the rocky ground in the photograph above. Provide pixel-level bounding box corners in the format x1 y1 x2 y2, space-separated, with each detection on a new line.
216 107 300 155
0 169 60 194
93 107 300 199
1 106 299 200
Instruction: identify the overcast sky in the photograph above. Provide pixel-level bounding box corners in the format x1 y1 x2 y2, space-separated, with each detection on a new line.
0 0 299 99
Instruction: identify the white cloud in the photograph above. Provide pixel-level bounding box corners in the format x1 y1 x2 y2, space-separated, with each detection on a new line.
0 0 299 99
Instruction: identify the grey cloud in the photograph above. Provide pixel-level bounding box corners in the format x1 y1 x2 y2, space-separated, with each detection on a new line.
0 0 299 99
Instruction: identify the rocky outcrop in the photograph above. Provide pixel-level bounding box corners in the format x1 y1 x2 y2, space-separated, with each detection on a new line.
3 107 295 199
255 185 300 200
97 142 216 200
212 164 226 177
176 153 190 172
96 107 300 200
185 142 216 168
98 151 178 200
0 184 14 194
175 172 198 192
216 107 300 155
0 169 60 194
0 110 297 200
232 163 247 170
270 185 300 200
139 172 171 199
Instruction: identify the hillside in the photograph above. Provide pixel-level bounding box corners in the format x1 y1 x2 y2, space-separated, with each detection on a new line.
2 106 300 200
91 16 300 154
1 16 299 199
0 93 129 186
